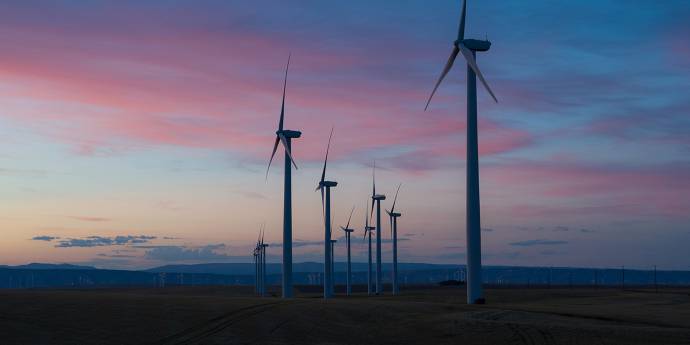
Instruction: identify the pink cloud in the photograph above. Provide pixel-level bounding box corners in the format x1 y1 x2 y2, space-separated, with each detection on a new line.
0 10 532 170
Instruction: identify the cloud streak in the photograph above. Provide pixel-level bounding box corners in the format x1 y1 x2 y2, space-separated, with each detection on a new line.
509 239 569 247
35 235 158 248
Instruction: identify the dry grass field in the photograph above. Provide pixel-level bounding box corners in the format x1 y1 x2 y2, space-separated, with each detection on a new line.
1 286 689 344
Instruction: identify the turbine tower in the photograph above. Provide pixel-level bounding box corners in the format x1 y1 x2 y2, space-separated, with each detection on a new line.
340 206 355 296
266 55 301 299
330 239 337 295
370 162 385 295
425 0 498 304
386 184 402 295
316 128 336 299
363 200 376 295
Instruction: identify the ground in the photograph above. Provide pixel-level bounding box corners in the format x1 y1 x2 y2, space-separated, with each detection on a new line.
0 286 689 344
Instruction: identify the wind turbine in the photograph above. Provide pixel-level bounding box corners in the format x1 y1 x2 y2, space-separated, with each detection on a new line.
253 227 263 296
370 162 386 295
386 184 402 295
260 230 269 297
340 206 355 296
266 55 301 299
425 0 498 304
253 239 259 296
316 128 337 299
363 199 376 295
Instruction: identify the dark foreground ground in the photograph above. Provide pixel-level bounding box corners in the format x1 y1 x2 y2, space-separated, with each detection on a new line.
1 286 689 345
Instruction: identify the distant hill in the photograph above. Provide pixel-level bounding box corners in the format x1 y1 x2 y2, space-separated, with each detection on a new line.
1 263 96 270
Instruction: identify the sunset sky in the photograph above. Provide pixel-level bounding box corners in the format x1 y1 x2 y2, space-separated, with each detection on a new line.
1 0 689 270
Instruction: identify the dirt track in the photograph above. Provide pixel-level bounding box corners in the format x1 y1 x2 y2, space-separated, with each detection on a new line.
1 286 689 344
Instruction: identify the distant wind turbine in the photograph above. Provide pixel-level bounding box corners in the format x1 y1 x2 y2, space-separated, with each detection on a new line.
316 128 337 299
386 184 402 295
425 0 498 305
370 162 386 295
253 225 264 296
363 199 376 295
260 230 269 297
340 206 355 296
266 54 301 299
253 233 260 296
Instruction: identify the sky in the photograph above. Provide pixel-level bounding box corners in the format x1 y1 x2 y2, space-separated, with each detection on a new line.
1 0 689 270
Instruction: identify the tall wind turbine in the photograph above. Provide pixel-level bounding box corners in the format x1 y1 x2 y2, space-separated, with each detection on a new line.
340 206 355 296
316 128 337 299
266 55 301 299
363 200 376 295
425 0 498 304
386 184 402 295
370 162 386 295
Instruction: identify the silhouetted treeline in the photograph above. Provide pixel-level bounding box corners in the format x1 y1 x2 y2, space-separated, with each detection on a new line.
2 264 689 289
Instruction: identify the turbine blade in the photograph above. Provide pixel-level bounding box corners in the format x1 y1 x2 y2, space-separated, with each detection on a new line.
458 43 498 103
457 0 467 41
365 199 370 228
424 46 460 111
370 161 376 219
266 136 280 179
391 183 401 213
279 133 299 169
346 205 355 230
278 53 291 132
389 215 393 238
320 187 325 222
320 127 334 184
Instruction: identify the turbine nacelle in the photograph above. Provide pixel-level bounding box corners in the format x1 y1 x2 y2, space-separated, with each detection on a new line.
386 211 401 218
319 180 338 188
340 227 354 233
372 194 386 201
456 39 491 52
277 129 302 138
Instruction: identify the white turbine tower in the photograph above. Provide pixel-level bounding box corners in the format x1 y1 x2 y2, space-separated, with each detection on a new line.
425 0 498 304
386 184 402 295
340 206 355 296
363 199 376 295
370 162 385 295
266 55 301 299
316 128 337 299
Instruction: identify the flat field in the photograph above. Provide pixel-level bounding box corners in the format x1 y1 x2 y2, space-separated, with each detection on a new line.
1 286 689 344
